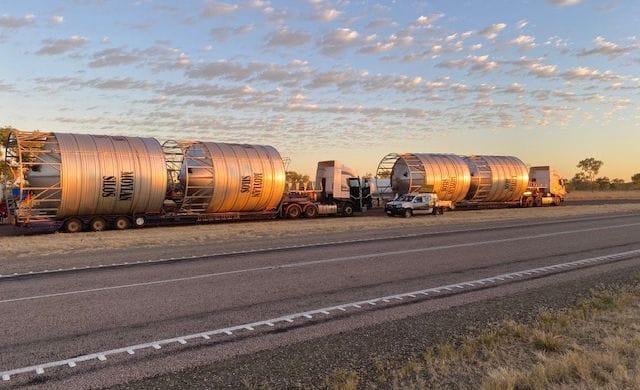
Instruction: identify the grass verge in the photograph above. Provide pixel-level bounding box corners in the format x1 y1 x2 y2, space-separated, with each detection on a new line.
326 275 640 389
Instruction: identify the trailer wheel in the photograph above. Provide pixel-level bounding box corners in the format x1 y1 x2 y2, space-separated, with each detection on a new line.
522 197 533 208
89 217 108 232
404 209 413 218
438 207 445 215
534 197 543 207
114 216 131 230
134 216 146 227
342 204 354 217
303 204 318 218
553 197 561 206
285 204 302 219
64 218 84 233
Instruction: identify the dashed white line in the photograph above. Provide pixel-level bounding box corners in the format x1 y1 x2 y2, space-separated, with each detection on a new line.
2 248 640 382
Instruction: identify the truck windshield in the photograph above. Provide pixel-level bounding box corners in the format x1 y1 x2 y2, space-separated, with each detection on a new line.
396 195 414 201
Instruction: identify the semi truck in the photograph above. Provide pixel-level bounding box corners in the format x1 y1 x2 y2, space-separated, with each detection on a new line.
3 131 371 232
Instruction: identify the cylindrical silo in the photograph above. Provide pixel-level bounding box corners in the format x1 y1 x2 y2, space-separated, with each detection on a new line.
464 155 529 202
388 153 471 202
178 142 286 213
22 132 168 218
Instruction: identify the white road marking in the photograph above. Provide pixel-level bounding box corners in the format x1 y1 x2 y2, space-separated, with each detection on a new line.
2 214 636 280
2 248 640 382
2 222 640 305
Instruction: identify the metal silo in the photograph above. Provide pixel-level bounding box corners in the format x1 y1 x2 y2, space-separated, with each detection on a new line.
378 153 472 202
6 131 167 224
177 142 286 213
464 155 529 202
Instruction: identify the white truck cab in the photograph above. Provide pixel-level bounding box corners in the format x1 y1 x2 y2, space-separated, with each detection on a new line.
385 192 451 218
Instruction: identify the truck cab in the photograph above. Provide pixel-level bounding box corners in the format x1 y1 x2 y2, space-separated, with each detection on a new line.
316 161 372 216
522 166 567 207
385 192 446 218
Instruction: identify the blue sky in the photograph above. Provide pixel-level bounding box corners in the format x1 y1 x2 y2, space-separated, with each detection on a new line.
1 0 638 179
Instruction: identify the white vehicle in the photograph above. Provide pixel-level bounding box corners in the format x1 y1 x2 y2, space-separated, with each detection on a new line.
384 193 452 218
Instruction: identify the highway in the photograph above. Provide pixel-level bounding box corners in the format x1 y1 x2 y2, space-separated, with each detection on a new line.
1 212 640 388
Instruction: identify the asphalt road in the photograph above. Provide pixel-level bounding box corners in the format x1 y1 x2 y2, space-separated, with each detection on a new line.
1 212 640 388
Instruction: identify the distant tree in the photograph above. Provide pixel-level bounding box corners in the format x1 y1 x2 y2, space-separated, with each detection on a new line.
576 157 604 183
286 171 309 183
610 178 625 190
594 177 611 190
377 169 391 179
632 173 640 186
568 172 588 191
0 127 14 184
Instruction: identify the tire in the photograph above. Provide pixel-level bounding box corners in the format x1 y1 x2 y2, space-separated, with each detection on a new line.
64 218 84 233
432 207 437 215
535 197 543 207
114 216 131 230
134 216 146 227
523 197 533 208
553 197 561 206
438 207 445 215
303 204 318 218
285 204 302 219
342 204 354 217
404 209 413 218
89 217 107 232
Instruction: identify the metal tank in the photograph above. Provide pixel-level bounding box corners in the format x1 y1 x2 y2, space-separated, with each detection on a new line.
8 131 167 221
376 152 529 203
464 155 529 202
177 142 286 213
380 153 472 202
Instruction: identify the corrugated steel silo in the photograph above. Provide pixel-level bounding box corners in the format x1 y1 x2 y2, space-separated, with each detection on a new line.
178 142 286 213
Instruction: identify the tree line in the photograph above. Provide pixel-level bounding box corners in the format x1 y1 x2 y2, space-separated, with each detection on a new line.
569 157 640 191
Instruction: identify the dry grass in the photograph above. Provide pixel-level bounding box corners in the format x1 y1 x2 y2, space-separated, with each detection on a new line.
566 190 640 200
325 280 640 389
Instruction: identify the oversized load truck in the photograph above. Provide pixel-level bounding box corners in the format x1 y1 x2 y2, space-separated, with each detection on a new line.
376 153 566 209
3 130 370 232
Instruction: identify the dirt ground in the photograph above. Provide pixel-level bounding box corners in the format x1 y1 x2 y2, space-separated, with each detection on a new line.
1 203 639 260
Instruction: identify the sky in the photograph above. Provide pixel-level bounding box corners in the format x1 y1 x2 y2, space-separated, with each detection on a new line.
0 0 639 180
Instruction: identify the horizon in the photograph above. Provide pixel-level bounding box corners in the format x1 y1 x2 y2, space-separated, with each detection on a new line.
1 0 638 181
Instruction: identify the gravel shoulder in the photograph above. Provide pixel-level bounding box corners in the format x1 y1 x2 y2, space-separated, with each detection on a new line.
2 203 640 262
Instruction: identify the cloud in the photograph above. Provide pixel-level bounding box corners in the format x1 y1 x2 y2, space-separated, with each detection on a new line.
0 14 35 28
319 28 359 54
509 35 536 50
209 24 254 42
578 36 638 58
504 83 525 94
414 14 444 27
50 15 64 25
437 55 498 73
479 23 507 40
313 8 340 22
35 35 88 55
203 2 239 17
358 34 412 55
563 66 620 81
89 47 143 67
547 0 581 6
306 69 367 90
186 60 261 81
266 28 311 48
515 20 528 30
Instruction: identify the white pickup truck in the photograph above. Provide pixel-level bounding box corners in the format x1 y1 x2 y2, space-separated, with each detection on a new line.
384 193 453 218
